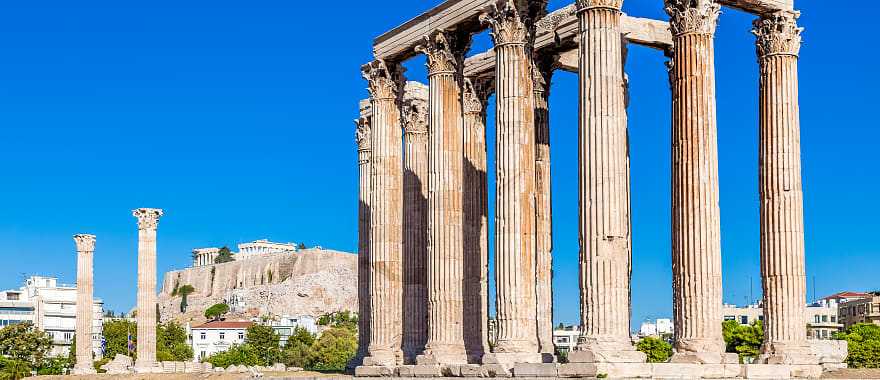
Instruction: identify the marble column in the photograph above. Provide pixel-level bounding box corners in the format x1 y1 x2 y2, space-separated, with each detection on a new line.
480 0 542 363
73 234 97 375
362 60 404 367
402 83 429 363
571 0 644 364
532 60 555 359
353 114 373 367
463 78 491 363
665 0 729 364
754 11 816 365
415 30 469 365
133 208 163 372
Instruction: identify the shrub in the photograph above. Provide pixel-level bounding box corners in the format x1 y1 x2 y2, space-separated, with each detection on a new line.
636 336 673 363
204 344 260 368
306 327 357 371
835 323 880 368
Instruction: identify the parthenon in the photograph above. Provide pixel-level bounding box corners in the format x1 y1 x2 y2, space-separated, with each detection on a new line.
355 0 823 378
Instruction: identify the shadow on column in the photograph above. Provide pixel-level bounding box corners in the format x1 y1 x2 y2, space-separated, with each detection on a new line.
463 158 488 363
402 168 428 364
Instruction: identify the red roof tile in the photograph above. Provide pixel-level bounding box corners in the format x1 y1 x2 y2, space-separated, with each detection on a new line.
192 321 253 329
822 291 872 300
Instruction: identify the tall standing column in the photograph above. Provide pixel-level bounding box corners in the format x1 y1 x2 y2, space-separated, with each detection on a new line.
480 0 542 363
362 60 404 367
133 208 163 372
73 234 97 375
415 30 469 365
352 113 372 368
532 60 555 360
402 83 430 363
665 0 729 364
463 78 491 363
571 0 644 363
754 11 816 365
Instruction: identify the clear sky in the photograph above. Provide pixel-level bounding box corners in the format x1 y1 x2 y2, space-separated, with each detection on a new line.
0 1 876 329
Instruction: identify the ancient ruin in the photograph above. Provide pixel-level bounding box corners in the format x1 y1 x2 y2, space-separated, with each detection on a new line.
73 234 97 375
133 207 163 373
355 0 827 378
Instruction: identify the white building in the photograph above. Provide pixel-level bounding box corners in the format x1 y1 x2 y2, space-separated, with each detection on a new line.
191 321 252 362
1 276 104 358
722 298 843 340
638 318 673 338
268 315 318 346
191 239 300 267
552 325 580 354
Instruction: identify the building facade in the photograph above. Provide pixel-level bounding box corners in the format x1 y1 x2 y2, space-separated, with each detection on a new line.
638 318 673 338
839 295 880 328
1 276 104 358
552 326 580 354
268 315 318 346
190 321 252 362
722 301 843 340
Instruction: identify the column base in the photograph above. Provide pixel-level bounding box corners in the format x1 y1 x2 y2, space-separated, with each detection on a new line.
363 348 403 367
482 352 547 365
416 348 469 365
760 342 820 365
670 352 739 364
133 361 161 374
570 336 646 363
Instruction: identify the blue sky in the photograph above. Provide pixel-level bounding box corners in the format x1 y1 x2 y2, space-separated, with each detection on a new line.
0 1 876 329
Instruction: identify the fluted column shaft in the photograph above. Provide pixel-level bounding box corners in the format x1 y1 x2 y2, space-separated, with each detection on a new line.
355 116 373 366
481 2 540 360
363 61 404 366
133 208 163 371
533 64 554 356
74 234 97 375
402 87 429 362
754 11 815 364
665 0 726 359
415 31 468 364
463 79 491 362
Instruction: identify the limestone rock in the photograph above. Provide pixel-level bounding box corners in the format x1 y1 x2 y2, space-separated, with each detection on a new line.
100 354 133 375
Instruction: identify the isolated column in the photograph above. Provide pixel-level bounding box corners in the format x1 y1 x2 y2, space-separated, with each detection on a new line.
463 78 491 362
571 0 643 363
481 0 541 363
532 61 555 359
415 31 468 365
754 11 816 365
354 114 372 367
402 83 429 363
133 208 163 372
665 0 727 363
362 60 404 366
73 234 97 375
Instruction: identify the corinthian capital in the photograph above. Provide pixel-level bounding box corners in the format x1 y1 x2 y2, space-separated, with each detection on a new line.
480 0 531 46
133 208 163 231
416 31 465 76
355 117 371 151
753 11 803 58
362 60 403 101
73 234 96 253
463 78 493 116
575 0 623 12
665 0 721 36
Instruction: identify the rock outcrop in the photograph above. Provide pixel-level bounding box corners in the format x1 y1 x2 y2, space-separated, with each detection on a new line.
158 248 357 323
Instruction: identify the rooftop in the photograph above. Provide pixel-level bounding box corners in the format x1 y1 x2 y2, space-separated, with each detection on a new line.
192 321 253 330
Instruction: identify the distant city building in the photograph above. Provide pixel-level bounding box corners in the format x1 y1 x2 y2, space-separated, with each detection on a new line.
191 239 299 267
190 320 252 362
723 296 844 340
0 276 103 358
838 294 880 328
552 325 580 354
267 315 318 346
638 318 673 338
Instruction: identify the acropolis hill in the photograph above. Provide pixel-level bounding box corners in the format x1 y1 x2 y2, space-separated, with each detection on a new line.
157 247 357 325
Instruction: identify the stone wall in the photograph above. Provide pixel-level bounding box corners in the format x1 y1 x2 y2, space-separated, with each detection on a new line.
158 248 357 323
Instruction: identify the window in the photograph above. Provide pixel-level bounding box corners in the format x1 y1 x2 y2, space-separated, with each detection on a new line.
724 316 735 321
238 332 244 340
740 316 748 325
822 315 828 323
219 332 225 340
201 351 206 360
200 332 206 340
815 315 821 323
831 316 836 322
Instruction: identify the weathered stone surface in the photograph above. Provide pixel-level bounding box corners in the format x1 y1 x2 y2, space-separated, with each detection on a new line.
809 340 848 370
532 60 554 359
356 366 396 377
557 363 597 378
354 108 373 369
700 363 744 378
480 364 512 378
512 363 558 377
790 364 822 379
718 0 793 14
743 364 793 379
72 234 97 375
133 208 162 372
594 362 653 379
650 363 704 379
100 354 133 375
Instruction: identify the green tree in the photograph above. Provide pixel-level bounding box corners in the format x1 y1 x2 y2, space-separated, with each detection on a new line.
36 357 71 375
0 359 32 380
205 303 230 321
0 322 53 367
317 311 358 331
835 323 880 368
245 325 281 366
297 243 307 250
215 246 234 264
102 319 137 359
204 345 260 368
722 320 764 362
636 336 673 363
157 322 193 361
177 285 195 313
307 327 357 371
281 327 315 368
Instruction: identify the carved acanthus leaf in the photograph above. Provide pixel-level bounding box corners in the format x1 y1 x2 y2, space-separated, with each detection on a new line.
575 0 623 12
73 234 96 252
480 0 530 46
362 60 402 100
355 117 372 150
133 208 164 231
463 79 484 115
665 0 721 36
402 98 428 135
753 11 802 58
415 31 461 76
535 4 575 35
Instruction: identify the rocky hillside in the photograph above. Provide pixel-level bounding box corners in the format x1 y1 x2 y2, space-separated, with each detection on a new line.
158 248 357 324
